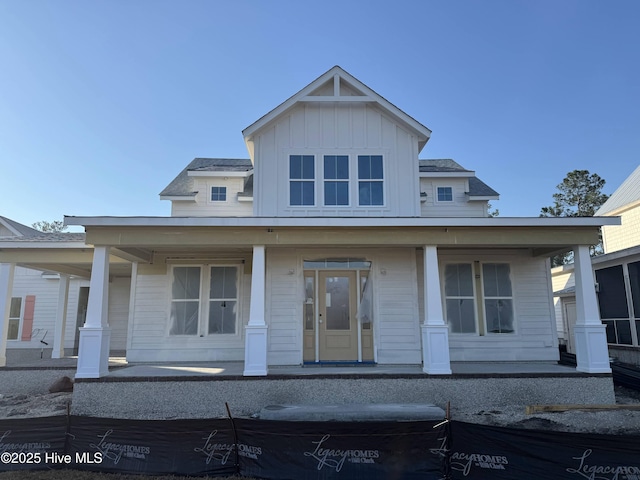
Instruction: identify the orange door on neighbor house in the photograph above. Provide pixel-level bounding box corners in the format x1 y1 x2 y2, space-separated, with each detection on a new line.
318 271 358 361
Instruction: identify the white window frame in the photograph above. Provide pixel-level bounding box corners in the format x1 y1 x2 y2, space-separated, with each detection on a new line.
289 154 316 207
436 186 454 203
323 154 350 207
8 297 22 340
210 186 228 202
481 262 516 334
168 264 242 337
442 263 478 334
357 154 385 207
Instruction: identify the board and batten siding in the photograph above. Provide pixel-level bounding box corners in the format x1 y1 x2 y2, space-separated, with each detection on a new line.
432 250 559 361
253 103 421 218
127 265 250 362
171 177 253 217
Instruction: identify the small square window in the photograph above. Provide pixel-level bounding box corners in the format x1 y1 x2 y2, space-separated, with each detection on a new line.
437 187 453 202
211 187 227 202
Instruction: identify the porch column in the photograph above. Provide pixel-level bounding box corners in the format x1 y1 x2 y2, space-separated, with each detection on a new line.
421 246 452 374
244 245 268 376
573 244 611 373
51 275 70 359
0 263 16 367
76 246 111 378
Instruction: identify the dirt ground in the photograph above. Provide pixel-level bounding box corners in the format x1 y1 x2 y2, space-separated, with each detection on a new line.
1 385 640 434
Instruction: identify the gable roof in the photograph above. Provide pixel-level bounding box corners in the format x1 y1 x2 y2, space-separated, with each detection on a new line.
0 216 41 237
160 158 253 198
242 66 432 152
419 160 499 197
595 164 640 216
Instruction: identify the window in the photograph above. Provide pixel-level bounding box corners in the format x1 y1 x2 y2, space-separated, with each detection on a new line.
444 264 476 333
211 186 227 202
358 155 383 206
596 265 629 319
170 265 239 336
208 267 238 334
482 263 514 333
324 155 349 206
170 267 201 335
437 186 453 202
443 262 515 334
8 297 22 340
290 155 315 206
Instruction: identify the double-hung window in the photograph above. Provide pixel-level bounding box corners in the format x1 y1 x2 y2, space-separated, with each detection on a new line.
289 155 315 206
324 155 349 206
444 264 476 333
8 297 22 340
170 266 239 336
482 263 514 333
358 155 383 206
443 262 515 334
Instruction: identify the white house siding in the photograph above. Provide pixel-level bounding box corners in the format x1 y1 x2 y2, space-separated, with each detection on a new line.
253 103 421 218
264 248 421 366
602 204 640 253
170 177 252 217
436 251 559 361
374 248 422 364
0 225 14 236
127 264 250 362
419 178 485 217
265 250 301 365
551 266 576 340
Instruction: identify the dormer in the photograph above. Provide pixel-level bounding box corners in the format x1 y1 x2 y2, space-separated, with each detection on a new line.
242 66 432 217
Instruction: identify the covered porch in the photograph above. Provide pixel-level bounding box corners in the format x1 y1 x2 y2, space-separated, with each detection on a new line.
1 216 620 381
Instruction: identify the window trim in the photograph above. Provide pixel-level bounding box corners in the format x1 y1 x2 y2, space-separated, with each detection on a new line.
436 186 454 203
289 154 316 207
210 186 228 203
323 154 350 207
441 261 517 335
357 154 385 207
168 264 242 338
7 296 22 341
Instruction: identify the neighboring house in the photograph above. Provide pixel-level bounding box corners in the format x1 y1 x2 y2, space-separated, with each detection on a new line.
0 216 130 365
1 66 618 378
553 165 640 365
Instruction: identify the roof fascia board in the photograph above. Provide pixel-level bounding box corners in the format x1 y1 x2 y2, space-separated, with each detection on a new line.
467 195 500 201
64 215 621 228
597 198 640 217
160 195 197 201
0 241 87 249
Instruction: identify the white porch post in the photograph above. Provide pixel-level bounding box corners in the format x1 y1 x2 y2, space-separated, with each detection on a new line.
244 245 268 376
421 246 452 374
0 263 16 367
76 246 111 378
52 275 70 359
573 244 611 373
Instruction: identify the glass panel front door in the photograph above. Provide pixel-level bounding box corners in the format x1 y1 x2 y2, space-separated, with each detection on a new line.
319 271 358 361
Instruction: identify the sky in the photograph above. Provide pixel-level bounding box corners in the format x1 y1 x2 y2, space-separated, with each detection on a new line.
1 0 639 230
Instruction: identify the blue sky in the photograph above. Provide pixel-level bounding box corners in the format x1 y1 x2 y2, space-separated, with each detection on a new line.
1 0 639 228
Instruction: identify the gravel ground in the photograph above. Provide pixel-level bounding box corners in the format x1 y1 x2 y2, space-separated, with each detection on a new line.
1 386 640 434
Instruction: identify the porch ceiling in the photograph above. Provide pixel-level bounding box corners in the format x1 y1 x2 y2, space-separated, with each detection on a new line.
82 225 602 254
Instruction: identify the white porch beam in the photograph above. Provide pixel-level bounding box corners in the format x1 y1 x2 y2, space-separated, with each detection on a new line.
51 275 70 359
244 245 268 376
76 246 111 378
573 244 611 374
0 263 16 367
421 246 452 374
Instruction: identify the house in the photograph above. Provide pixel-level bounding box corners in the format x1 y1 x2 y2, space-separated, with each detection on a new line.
553 164 640 365
0 216 131 365
1 66 619 379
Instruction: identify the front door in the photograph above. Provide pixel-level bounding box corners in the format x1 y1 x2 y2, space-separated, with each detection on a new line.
318 271 358 361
